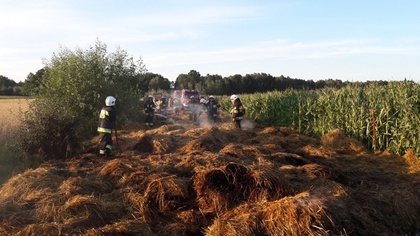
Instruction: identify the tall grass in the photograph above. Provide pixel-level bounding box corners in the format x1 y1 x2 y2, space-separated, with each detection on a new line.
0 98 30 184
220 81 420 156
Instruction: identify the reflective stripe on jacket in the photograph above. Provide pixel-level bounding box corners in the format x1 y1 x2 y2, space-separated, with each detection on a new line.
97 106 116 133
231 103 244 120
144 100 156 113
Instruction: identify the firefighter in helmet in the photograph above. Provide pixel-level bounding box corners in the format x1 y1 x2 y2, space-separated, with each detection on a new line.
97 96 117 157
144 95 156 127
188 95 199 121
206 95 220 124
230 94 245 129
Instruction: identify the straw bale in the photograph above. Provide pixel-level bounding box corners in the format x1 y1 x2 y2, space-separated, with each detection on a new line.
205 184 338 235
143 174 192 213
321 129 366 154
244 132 285 149
61 194 124 228
247 166 296 201
219 143 247 157
267 152 309 166
133 133 178 154
206 201 278 236
155 124 170 133
59 176 112 197
118 168 148 189
174 155 204 173
403 148 420 173
13 223 62 236
0 167 64 211
99 159 134 182
151 136 172 154
84 219 154 236
132 135 154 153
258 126 297 137
194 168 234 213
175 209 207 233
259 126 280 135
261 193 333 236
160 222 192 236
66 154 100 174
33 193 67 223
387 184 420 227
220 144 271 160
124 191 147 219
283 133 319 150
300 144 331 158
182 135 224 153
298 163 334 179
194 163 294 214
348 182 420 234
181 127 253 153
184 127 208 137
217 122 236 130
206 212 259 236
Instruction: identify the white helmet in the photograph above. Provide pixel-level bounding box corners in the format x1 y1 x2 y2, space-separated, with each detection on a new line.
209 95 214 99
190 96 195 99
105 96 116 106
148 95 153 98
200 98 206 103
230 94 238 101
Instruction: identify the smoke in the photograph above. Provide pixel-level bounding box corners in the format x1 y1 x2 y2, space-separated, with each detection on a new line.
198 116 212 128
241 118 255 130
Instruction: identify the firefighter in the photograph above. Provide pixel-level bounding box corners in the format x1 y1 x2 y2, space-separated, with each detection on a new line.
206 95 220 124
172 96 181 116
97 96 117 157
144 95 156 127
188 95 199 121
230 94 245 129
155 98 162 114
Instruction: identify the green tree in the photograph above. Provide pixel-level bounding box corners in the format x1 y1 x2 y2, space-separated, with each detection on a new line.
19 40 147 161
0 75 18 95
148 74 171 91
21 68 46 96
175 70 202 89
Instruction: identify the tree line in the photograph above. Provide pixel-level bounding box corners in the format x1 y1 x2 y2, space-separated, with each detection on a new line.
2 68 394 97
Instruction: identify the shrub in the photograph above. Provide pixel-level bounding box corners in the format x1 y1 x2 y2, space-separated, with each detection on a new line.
18 40 147 162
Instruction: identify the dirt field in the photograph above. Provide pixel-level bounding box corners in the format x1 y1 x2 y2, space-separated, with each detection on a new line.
0 111 419 235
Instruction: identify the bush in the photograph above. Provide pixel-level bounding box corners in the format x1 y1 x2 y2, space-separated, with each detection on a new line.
19 99 80 162
18 40 147 162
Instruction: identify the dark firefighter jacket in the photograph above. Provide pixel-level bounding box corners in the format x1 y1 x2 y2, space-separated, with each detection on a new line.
144 100 156 114
97 106 116 133
206 100 220 117
231 102 245 120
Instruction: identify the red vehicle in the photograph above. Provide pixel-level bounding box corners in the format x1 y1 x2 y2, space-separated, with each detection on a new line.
180 89 200 110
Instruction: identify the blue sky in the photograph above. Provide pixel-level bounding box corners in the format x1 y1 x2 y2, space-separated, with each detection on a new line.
1 0 420 83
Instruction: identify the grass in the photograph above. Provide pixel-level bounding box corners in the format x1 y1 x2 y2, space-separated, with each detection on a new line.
0 98 31 184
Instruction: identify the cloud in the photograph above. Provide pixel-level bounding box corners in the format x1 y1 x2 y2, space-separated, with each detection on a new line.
145 38 420 69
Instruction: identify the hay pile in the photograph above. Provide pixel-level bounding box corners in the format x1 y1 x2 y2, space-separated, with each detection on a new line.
0 119 420 235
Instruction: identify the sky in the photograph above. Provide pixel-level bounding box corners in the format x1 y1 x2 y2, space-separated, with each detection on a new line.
1 0 420 83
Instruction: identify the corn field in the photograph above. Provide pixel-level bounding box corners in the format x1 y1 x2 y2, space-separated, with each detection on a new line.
219 80 420 156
